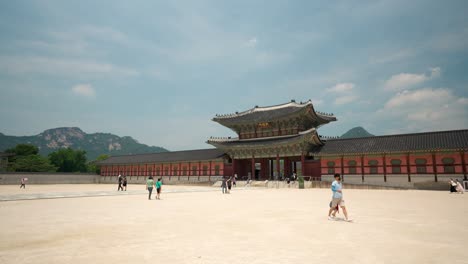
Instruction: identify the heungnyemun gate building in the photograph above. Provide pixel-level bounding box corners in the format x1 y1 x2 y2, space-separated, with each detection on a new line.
97 100 468 188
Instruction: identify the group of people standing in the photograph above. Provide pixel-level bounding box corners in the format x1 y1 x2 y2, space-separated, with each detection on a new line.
117 174 163 200
449 178 465 194
146 176 162 200
221 175 236 194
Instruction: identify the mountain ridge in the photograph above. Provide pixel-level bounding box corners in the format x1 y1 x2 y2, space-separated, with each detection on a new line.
0 127 168 160
340 126 375 139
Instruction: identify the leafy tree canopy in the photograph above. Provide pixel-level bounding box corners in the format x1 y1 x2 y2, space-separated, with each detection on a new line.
13 155 57 172
5 144 39 156
48 148 88 172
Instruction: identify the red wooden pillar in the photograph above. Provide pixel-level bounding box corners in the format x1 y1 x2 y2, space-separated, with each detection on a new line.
232 158 236 177
152 164 156 176
209 161 212 182
361 155 365 182
406 153 411 182
276 154 280 180
340 155 345 181
161 163 164 177
188 162 191 180
460 151 467 180
432 152 438 182
170 163 173 177
251 155 255 180
145 164 148 176
178 163 181 180
301 153 305 176
383 154 387 182
198 161 201 180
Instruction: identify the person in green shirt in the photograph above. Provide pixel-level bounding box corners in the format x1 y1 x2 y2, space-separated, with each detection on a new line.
156 178 162 200
146 176 155 200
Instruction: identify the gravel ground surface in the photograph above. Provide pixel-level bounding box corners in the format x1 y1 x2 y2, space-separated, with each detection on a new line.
0 184 466 264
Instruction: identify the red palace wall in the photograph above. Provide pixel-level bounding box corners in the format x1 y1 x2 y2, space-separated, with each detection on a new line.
320 152 467 176
100 161 226 177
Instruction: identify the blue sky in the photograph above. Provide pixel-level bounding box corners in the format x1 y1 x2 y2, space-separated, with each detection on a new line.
0 0 467 151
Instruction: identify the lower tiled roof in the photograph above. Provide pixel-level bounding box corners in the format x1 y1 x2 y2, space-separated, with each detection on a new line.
96 148 226 165
311 129 468 155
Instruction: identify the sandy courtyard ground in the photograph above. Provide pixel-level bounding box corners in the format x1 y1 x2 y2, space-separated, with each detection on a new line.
0 184 467 264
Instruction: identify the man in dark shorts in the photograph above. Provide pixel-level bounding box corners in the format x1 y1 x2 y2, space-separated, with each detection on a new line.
221 177 227 194
20 178 27 189
156 178 162 199
227 177 232 193
123 176 127 191
117 175 123 191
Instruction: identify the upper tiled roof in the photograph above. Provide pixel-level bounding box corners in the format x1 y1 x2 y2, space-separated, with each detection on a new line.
208 127 323 148
96 148 226 165
311 129 468 155
212 100 335 126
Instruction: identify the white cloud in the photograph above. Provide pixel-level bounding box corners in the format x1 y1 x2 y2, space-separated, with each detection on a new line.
377 88 468 132
327 82 355 93
244 37 258 48
72 84 95 98
384 67 441 91
334 95 358 105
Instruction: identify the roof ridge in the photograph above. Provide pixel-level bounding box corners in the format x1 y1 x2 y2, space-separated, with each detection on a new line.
328 129 468 141
214 100 312 119
106 148 219 158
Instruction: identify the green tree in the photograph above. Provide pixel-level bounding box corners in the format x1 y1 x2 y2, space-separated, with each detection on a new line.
48 148 88 172
5 144 39 156
4 144 51 172
87 154 110 174
13 155 57 172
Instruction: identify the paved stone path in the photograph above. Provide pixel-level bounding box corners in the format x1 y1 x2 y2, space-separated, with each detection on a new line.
0 187 248 202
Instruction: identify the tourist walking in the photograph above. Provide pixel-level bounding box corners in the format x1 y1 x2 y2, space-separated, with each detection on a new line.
233 174 237 187
449 179 457 193
19 177 27 189
123 176 128 191
117 175 124 191
455 179 465 194
156 178 162 199
328 173 352 222
146 176 155 200
221 177 227 194
227 177 232 193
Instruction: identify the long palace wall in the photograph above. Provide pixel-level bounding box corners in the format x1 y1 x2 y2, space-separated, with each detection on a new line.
99 160 227 179
0 173 100 185
319 151 468 188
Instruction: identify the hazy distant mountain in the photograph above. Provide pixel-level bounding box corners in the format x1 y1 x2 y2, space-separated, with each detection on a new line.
0 127 168 160
340 127 374 139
